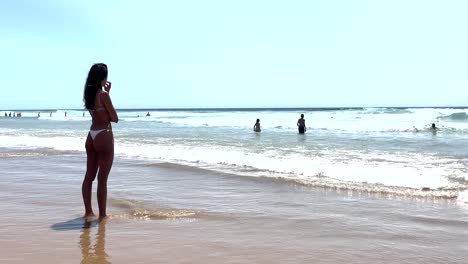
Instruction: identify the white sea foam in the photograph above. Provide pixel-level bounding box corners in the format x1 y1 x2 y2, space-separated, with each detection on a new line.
456 190 468 206
2 107 468 198
0 133 465 194
0 135 85 151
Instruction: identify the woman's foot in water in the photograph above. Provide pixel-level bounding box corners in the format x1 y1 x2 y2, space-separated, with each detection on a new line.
83 212 96 221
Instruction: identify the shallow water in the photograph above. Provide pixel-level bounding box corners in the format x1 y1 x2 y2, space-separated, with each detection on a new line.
1 152 468 263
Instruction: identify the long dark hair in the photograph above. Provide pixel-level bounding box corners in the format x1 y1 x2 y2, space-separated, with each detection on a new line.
83 63 108 109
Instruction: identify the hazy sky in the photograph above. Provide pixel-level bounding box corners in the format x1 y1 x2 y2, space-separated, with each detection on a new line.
1 0 467 109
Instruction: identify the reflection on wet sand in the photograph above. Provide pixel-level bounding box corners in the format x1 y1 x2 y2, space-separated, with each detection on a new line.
80 219 110 264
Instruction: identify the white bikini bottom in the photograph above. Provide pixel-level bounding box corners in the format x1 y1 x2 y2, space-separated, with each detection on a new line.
89 129 107 140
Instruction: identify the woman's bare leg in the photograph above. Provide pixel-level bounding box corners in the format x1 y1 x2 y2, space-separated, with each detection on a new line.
83 134 99 217
94 131 114 218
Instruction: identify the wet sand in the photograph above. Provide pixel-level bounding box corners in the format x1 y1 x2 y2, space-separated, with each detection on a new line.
1 152 468 263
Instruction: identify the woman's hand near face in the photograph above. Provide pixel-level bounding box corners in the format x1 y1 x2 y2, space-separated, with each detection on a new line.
104 81 112 93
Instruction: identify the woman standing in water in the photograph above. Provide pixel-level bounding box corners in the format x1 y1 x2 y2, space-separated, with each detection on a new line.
82 63 118 219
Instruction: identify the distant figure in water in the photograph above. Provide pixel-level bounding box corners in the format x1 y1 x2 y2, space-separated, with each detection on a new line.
297 114 306 134
8 112 11 117
82 63 118 219
146 112 150 117
4 113 6 117
50 112 52 117
37 112 40 118
65 112 67 117
430 123 438 135
253 119 261 132
83 112 85 117
17 113 21 117
414 123 438 133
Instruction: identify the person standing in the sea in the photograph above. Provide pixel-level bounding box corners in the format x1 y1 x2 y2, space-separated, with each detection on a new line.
82 63 118 219
253 119 261 132
297 114 306 134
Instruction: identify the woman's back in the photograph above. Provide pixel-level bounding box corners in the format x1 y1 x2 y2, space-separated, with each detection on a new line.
89 90 111 130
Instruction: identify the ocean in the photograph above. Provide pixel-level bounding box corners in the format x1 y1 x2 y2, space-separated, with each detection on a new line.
1 107 468 263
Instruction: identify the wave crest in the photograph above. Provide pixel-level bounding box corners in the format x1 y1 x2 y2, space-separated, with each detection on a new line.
439 112 468 122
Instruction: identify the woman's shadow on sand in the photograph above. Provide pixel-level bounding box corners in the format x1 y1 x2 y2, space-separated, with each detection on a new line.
50 217 99 231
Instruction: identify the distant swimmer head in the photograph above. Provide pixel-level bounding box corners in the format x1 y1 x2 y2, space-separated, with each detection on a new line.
83 63 108 109
256 119 260 123
431 123 436 129
301 114 304 118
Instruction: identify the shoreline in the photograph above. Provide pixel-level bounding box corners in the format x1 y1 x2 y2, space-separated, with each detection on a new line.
1 153 468 263
1 147 463 202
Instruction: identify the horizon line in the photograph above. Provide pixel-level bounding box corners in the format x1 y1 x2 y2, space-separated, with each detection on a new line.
1 106 468 111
